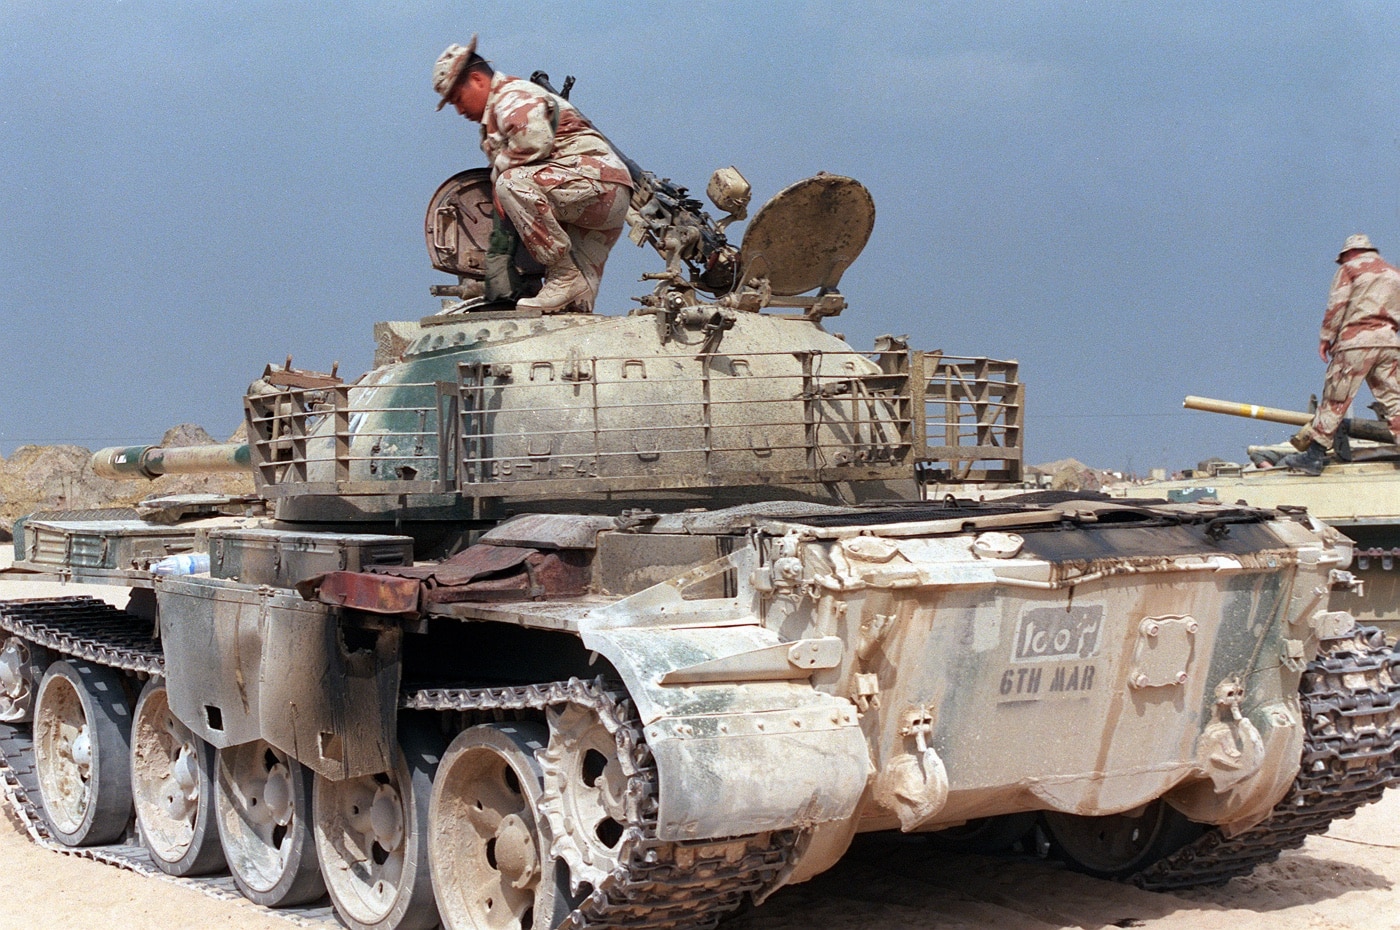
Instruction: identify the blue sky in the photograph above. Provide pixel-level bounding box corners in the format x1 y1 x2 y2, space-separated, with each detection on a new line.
3 2 1398 473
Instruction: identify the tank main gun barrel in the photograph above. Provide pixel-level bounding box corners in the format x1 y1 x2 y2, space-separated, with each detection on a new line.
1183 396 1312 427
91 443 252 480
1183 395 1395 443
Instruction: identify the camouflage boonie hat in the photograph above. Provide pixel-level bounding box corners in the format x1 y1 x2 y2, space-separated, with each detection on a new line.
1338 233 1378 263
433 35 478 111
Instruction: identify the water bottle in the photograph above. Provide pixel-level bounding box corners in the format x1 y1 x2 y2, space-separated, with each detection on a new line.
150 552 210 576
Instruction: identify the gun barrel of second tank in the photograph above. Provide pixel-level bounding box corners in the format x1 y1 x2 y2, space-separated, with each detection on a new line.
1182 396 1314 427
1184 394 1396 444
91 443 252 480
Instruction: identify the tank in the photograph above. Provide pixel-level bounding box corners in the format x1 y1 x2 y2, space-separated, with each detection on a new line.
1118 395 1400 630
3 110 1400 929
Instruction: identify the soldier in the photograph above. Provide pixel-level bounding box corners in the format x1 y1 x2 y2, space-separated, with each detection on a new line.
1282 234 1400 475
433 36 634 313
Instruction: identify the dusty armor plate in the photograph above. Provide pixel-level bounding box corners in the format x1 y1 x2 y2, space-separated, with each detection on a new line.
424 168 494 278
737 174 875 296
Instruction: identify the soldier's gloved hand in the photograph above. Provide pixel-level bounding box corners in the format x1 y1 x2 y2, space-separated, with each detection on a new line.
1319 339 1332 362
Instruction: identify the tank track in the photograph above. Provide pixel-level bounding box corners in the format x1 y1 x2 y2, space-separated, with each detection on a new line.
0 596 797 929
0 596 339 925
1132 626 1400 890
0 722 341 925
0 596 163 675
403 680 800 930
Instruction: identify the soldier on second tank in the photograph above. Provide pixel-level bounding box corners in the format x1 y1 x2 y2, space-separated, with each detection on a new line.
1282 233 1400 475
433 36 634 314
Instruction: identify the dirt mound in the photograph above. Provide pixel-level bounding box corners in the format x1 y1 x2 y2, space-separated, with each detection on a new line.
1028 457 1114 492
0 424 254 532
160 423 218 447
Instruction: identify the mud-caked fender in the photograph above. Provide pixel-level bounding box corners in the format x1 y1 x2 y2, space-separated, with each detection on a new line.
157 576 400 780
580 622 872 842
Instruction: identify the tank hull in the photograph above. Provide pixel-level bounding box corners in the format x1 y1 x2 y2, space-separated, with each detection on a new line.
5 475 1400 928
1120 461 1400 629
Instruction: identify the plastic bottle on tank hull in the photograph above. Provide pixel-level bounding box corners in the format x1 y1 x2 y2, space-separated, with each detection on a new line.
150 552 210 575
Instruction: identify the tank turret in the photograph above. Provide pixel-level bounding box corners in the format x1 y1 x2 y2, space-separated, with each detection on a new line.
244 169 1021 528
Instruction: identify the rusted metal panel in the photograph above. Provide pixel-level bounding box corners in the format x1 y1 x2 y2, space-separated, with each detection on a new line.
423 549 590 603
310 571 422 615
369 543 532 586
302 543 591 609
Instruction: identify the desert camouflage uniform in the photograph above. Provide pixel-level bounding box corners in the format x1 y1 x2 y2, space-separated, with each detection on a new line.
1302 250 1400 446
479 72 633 311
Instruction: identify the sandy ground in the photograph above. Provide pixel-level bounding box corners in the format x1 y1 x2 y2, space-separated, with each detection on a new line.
0 814 290 930
0 788 1397 930
4 558 1400 929
736 791 1400 930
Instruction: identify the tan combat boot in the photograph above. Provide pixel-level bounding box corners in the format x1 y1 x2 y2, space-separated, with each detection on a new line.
517 258 590 313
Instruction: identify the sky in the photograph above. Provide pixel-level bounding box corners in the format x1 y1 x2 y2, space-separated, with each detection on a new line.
3 1 1399 475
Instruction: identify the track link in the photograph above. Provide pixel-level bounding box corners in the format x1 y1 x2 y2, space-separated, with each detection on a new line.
0 596 163 675
0 722 340 926
1133 626 1400 889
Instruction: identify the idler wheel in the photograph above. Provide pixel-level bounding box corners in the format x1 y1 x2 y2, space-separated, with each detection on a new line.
32 659 133 846
1042 801 1205 879
131 678 225 875
215 739 326 906
0 636 49 723
428 722 570 930
314 719 443 930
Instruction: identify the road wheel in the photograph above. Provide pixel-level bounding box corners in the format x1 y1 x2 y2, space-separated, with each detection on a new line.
215 739 326 906
131 678 225 875
315 719 443 930
33 659 133 846
429 722 571 930
1042 801 1205 879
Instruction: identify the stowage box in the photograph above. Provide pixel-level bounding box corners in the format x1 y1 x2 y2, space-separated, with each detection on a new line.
208 527 414 587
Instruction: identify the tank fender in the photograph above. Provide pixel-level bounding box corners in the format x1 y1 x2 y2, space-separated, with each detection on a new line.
579 622 872 842
157 576 401 780
1166 697 1304 833
258 605 402 781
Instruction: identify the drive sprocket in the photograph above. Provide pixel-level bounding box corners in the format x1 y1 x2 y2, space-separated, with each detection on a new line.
538 700 643 894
